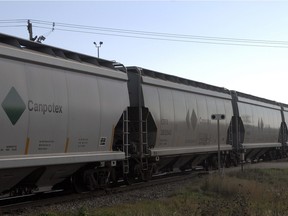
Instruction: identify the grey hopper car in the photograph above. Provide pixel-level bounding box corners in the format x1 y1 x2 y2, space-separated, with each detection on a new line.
0 34 129 194
231 91 284 161
125 67 234 173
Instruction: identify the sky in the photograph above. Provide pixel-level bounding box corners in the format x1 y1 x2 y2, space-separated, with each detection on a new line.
1 1 288 103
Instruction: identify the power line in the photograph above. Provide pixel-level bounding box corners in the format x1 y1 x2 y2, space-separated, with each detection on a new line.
0 19 27 23
1 19 288 48
32 25 288 49
0 19 27 28
0 25 25 28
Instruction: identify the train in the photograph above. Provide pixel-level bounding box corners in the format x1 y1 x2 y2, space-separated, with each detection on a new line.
0 33 287 195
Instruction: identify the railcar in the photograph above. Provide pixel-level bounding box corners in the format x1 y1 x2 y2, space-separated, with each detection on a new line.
231 91 285 161
119 67 236 180
281 104 288 150
0 33 129 194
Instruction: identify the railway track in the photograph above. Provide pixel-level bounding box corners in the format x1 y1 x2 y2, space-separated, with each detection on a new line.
2 160 288 215
0 169 208 215
0 190 72 215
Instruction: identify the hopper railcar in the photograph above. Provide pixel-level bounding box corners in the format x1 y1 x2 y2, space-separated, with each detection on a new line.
231 91 285 161
0 33 129 194
121 67 235 179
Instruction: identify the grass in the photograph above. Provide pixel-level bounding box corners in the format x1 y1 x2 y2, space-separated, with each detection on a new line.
35 168 288 216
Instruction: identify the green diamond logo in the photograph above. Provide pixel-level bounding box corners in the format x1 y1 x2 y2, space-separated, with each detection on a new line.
2 87 26 125
191 109 198 130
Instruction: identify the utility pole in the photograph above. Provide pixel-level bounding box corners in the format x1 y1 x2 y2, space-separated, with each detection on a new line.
211 114 225 174
93 41 103 58
27 20 37 41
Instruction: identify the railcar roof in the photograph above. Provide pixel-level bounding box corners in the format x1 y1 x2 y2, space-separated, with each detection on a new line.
127 66 231 95
234 91 280 106
278 102 288 109
127 67 285 106
0 33 124 72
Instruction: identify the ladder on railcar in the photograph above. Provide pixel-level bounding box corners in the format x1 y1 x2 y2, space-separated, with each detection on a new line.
123 109 130 174
141 113 149 171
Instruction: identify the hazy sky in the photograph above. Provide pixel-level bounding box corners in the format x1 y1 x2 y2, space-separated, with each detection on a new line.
1 1 288 103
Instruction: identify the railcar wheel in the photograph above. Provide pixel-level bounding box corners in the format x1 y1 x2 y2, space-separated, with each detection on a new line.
124 173 135 185
203 159 213 171
71 172 88 193
109 168 118 187
141 170 152 182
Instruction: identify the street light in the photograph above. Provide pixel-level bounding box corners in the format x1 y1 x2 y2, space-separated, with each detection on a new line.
211 114 225 174
93 41 103 58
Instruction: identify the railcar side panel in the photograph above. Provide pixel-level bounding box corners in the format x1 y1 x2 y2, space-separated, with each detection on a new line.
184 93 198 146
283 109 288 145
66 72 101 153
206 96 218 145
237 99 281 147
0 58 28 156
157 88 175 147
142 83 233 152
141 84 161 146
97 77 130 150
57 70 129 153
26 64 68 154
172 91 186 147
196 95 209 146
